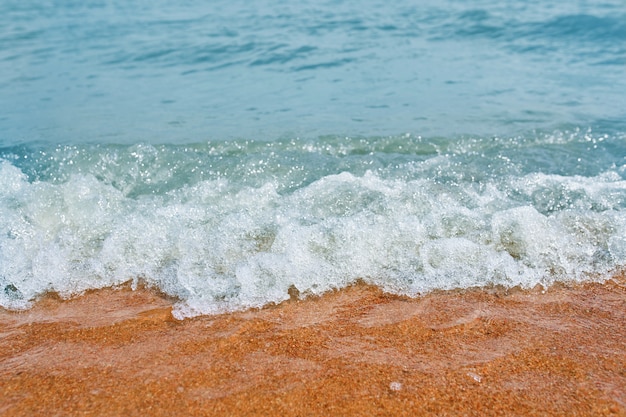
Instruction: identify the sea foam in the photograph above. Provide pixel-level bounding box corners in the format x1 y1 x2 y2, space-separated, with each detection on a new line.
1 138 625 317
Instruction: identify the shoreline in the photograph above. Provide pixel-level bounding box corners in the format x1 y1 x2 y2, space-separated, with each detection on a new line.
1 277 625 416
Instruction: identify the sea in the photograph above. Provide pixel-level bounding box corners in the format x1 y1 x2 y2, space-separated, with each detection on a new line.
0 0 625 318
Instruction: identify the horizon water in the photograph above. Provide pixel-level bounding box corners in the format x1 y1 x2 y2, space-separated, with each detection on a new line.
1 0 625 318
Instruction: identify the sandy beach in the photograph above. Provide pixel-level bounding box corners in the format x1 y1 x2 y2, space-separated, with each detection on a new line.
1 276 625 416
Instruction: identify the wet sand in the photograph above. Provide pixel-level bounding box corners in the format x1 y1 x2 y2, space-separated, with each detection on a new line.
1 277 625 416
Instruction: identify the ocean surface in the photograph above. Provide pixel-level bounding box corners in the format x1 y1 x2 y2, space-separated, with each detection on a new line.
1 0 625 317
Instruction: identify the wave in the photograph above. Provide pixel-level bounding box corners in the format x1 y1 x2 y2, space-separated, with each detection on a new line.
1 130 625 317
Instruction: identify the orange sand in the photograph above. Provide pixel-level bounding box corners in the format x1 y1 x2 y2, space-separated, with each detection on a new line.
1 277 625 416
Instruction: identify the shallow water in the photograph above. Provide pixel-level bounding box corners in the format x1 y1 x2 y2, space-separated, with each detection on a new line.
0 0 625 316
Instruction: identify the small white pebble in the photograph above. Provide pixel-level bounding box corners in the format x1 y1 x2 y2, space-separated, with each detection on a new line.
467 372 482 383
389 381 402 391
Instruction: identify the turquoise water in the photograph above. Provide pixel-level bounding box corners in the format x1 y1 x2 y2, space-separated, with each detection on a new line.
1 0 625 316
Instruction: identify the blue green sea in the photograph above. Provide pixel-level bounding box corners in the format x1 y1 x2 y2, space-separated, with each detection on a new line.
1 0 625 317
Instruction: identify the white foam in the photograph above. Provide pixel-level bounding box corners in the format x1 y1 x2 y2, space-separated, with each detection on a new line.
1 160 624 317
